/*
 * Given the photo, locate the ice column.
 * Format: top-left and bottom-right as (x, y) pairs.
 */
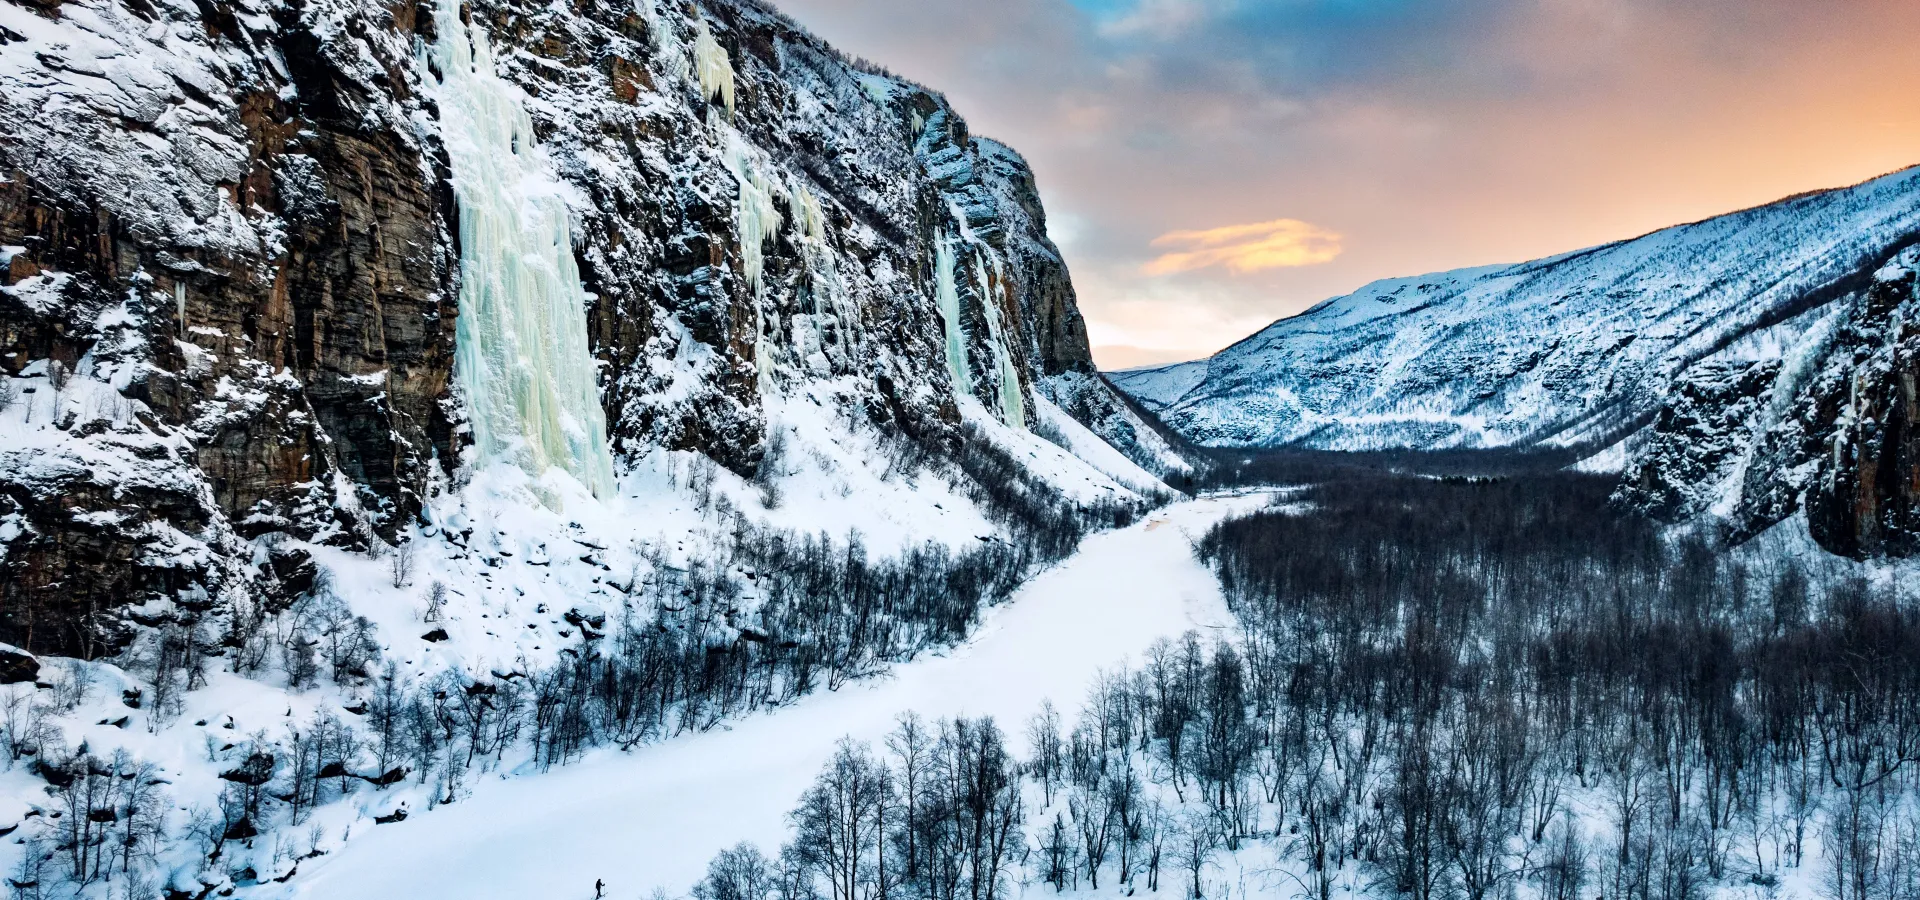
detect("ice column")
(796, 188), (827, 246)
(723, 141), (784, 294)
(425, 0), (617, 499)
(724, 140), (785, 390)
(635, 0), (689, 82)
(934, 235), (973, 398)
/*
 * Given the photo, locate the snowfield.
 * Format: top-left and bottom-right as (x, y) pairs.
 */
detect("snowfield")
(286, 493), (1267, 900)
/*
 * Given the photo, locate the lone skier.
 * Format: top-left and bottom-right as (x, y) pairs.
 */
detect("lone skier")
(595, 879), (605, 899)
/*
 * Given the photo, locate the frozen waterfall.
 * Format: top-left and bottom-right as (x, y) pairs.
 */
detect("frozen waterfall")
(425, 0), (617, 500)
(975, 257), (1028, 431)
(694, 19), (736, 116)
(724, 138), (785, 390)
(935, 234), (1025, 428)
(934, 235), (973, 398)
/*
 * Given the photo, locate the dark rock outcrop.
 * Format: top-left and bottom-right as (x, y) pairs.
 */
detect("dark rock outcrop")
(1616, 248), (1920, 558)
(1804, 259), (1920, 557)
(0, 645), (37, 685)
(0, 0), (458, 655)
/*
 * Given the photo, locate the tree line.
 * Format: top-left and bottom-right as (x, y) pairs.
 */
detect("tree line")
(2, 427), (1141, 899)
(1198, 473), (1920, 900)
(699, 472), (1920, 900)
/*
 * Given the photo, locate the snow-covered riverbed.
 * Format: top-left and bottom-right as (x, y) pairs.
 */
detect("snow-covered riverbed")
(290, 493), (1264, 900)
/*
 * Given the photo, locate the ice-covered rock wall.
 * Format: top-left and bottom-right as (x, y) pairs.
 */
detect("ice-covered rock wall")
(1617, 247), (1920, 557)
(426, 0), (616, 500)
(0, 0), (1181, 654)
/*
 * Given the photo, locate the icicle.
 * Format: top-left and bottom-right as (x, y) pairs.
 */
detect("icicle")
(174, 282), (186, 336)
(792, 185), (838, 310)
(723, 140), (783, 294)
(636, 0), (688, 83)
(424, 0), (616, 501)
(855, 73), (895, 108)
(788, 182), (860, 367)
(693, 19), (735, 116)
(934, 234), (972, 398)
(991, 338), (1025, 430)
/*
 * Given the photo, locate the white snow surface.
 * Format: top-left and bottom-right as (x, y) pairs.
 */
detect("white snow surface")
(286, 493), (1261, 900)
(1113, 166), (1920, 452)
(1031, 394), (1167, 497)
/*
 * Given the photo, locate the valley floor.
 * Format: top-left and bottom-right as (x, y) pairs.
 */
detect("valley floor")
(286, 493), (1269, 900)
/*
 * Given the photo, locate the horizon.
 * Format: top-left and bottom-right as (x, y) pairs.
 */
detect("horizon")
(773, 0), (1920, 369)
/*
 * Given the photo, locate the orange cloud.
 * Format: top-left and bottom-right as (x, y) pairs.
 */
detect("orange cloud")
(1144, 218), (1344, 276)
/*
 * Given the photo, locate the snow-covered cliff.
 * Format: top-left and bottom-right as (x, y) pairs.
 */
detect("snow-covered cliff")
(0, 0), (1202, 892)
(0, 0), (1181, 658)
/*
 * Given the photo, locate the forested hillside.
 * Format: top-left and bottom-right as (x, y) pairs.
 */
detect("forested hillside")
(708, 473), (1920, 900)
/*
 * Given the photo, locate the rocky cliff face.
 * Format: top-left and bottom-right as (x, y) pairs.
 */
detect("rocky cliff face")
(1619, 250), (1920, 558)
(0, 0), (1176, 656)
(1807, 258), (1920, 557)
(1, 0), (459, 656)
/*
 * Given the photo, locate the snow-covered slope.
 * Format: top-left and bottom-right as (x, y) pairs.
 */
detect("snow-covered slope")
(1113, 167), (1920, 452)
(0, 0), (1191, 894)
(288, 493), (1258, 900)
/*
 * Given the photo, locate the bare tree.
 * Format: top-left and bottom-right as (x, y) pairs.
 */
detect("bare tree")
(788, 739), (892, 900)
(424, 581), (448, 623)
(695, 842), (778, 900)
(1171, 811), (1217, 900)
(390, 539), (416, 589)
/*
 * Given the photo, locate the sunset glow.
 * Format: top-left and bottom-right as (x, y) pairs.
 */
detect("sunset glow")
(1144, 219), (1343, 276)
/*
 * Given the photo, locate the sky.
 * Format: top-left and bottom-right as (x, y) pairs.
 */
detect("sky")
(771, 0), (1920, 370)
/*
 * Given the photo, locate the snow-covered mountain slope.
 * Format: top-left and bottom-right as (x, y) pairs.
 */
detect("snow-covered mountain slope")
(0, 0), (1193, 893)
(1113, 167), (1920, 453)
(1112, 167), (1920, 558)
(0, 0), (1183, 658)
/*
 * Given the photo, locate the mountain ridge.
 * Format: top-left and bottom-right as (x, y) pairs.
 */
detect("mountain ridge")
(1112, 164), (1920, 557)
(1114, 165), (1920, 445)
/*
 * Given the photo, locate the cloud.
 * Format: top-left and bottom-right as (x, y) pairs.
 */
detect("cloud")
(1143, 219), (1344, 276)
(1097, 0), (1210, 40)
(1077, 269), (1283, 367)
